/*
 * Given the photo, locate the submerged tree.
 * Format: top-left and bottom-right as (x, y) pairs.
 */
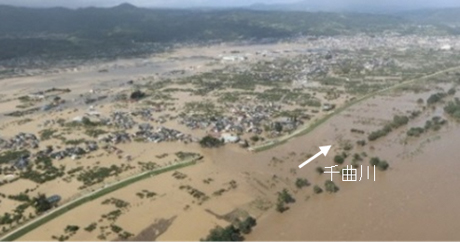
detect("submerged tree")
(239, 216), (257, 234)
(295, 178), (310, 189)
(202, 225), (243, 241)
(324, 180), (339, 193)
(32, 194), (52, 214)
(199, 135), (224, 148)
(313, 185), (323, 194)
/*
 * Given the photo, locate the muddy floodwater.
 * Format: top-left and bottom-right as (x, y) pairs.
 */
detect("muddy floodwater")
(4, 43), (460, 241)
(207, 92), (460, 241)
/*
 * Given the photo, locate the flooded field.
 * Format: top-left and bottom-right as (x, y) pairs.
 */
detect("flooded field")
(1, 39), (460, 241)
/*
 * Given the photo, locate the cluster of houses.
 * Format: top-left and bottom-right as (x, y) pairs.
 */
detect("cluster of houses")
(97, 124), (194, 144)
(178, 103), (305, 137)
(134, 124), (195, 143)
(131, 109), (154, 121)
(0, 133), (40, 150)
(98, 132), (132, 144)
(48, 141), (99, 160)
(107, 112), (137, 129)
(12, 154), (30, 170)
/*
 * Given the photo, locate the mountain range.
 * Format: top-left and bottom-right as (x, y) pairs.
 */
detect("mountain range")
(0, 3), (460, 62)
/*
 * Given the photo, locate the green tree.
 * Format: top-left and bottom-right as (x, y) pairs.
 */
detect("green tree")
(239, 216), (257, 234)
(199, 136), (224, 148)
(275, 201), (288, 213)
(324, 180), (339, 193)
(295, 178), (310, 189)
(333, 155), (345, 164)
(130, 90), (146, 100)
(32, 194), (52, 214)
(202, 225), (243, 241)
(274, 122), (283, 133)
(313, 185), (323, 194)
(377, 161), (389, 171)
(369, 157), (380, 166)
(315, 167), (324, 174)
(278, 189), (295, 204)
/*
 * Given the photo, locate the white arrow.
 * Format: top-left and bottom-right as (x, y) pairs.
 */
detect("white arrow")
(298, 145), (332, 169)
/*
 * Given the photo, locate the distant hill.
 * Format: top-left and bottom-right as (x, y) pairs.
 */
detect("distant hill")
(0, 4), (408, 38)
(248, 0), (417, 14)
(0, 4), (414, 61)
(399, 8), (460, 25)
(247, 1), (460, 26)
(0, 4), (456, 62)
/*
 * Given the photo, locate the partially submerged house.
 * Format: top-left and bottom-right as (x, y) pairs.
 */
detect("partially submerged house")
(46, 195), (61, 205)
(322, 103), (336, 112)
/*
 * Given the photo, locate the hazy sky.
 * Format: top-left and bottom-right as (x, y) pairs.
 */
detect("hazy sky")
(1, 0), (460, 9)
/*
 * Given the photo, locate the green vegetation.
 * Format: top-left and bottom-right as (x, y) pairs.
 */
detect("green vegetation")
(392, 115), (410, 128)
(130, 90), (146, 100)
(8, 193), (30, 203)
(110, 224), (123, 233)
(0, 150), (30, 165)
(202, 225), (243, 241)
(137, 161), (158, 171)
(407, 116), (447, 137)
(84, 223), (97, 232)
(313, 185), (323, 194)
(315, 167), (324, 174)
(250, 135), (260, 142)
(64, 225), (79, 233)
(369, 157), (380, 166)
(179, 185), (209, 203)
(184, 101), (221, 116)
(101, 198), (130, 209)
(202, 215), (256, 241)
(77, 165), (125, 187)
(17, 118), (34, 125)
(84, 129), (107, 138)
(301, 99), (322, 108)
(135, 190), (157, 199)
(295, 178), (310, 189)
(32, 194), (53, 214)
(407, 127), (425, 137)
(238, 216), (257, 234)
(333, 154), (345, 164)
(175, 152), (199, 160)
(427, 92), (447, 105)
(39, 129), (57, 141)
(377, 161), (390, 171)
(324, 180), (339, 193)
(5, 107), (40, 117)
(276, 189), (295, 213)
(369, 157), (390, 171)
(64, 139), (86, 145)
(368, 115), (409, 141)
(199, 136), (224, 148)
(444, 98), (460, 119)
(21, 156), (65, 183)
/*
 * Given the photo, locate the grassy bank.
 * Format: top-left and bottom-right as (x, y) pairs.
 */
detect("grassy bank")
(250, 65), (460, 152)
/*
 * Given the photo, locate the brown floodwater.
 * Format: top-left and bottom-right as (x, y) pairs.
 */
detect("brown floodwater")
(8, 64), (460, 241)
(205, 91), (460, 241)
